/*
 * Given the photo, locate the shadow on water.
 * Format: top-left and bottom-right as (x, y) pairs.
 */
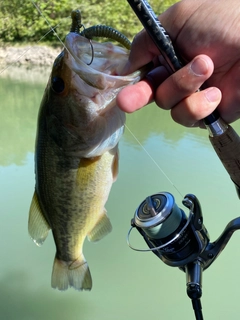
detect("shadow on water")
(0, 271), (92, 320)
(124, 101), (210, 146)
(3, 67), (240, 168)
(0, 72), (209, 167)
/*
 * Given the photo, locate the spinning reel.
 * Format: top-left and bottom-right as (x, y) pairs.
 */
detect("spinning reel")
(128, 192), (240, 319)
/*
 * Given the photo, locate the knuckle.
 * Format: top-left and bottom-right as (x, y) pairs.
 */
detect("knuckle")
(172, 69), (199, 93)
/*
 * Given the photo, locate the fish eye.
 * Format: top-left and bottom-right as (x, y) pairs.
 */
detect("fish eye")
(51, 76), (65, 93)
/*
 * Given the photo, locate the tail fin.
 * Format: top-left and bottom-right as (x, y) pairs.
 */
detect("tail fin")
(51, 254), (92, 291)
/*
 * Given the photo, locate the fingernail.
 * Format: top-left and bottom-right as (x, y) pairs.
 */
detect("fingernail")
(190, 57), (208, 76)
(205, 88), (220, 102)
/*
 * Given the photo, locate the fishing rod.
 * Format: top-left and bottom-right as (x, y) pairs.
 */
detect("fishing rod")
(127, 0), (240, 198)
(126, 0), (240, 319)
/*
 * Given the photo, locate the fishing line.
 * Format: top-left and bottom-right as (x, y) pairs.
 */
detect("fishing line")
(29, 2), (91, 64)
(4, 2), (183, 197)
(124, 124), (184, 198)
(0, 27), (57, 75)
(0, 2), (71, 75)
(30, 1), (67, 48)
(31, 1), (184, 198)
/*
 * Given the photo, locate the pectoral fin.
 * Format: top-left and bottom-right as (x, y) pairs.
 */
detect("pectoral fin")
(87, 210), (112, 242)
(28, 191), (50, 246)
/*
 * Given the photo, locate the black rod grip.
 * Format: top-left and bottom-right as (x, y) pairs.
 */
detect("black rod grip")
(127, 0), (182, 71)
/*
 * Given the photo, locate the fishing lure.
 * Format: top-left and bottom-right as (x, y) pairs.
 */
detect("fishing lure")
(70, 9), (131, 50)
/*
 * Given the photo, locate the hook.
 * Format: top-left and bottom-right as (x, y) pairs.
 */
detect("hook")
(70, 10), (94, 65)
(87, 39), (94, 66)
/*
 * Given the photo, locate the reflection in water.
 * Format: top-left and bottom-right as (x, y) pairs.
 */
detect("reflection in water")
(0, 76), (45, 166)
(125, 102), (207, 146)
(1, 69), (240, 319)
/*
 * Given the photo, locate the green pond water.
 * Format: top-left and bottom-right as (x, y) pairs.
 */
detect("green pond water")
(1, 66), (240, 320)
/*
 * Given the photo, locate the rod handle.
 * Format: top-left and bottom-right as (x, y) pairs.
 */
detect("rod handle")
(209, 124), (240, 191)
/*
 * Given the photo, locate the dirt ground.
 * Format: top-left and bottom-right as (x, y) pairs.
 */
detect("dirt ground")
(0, 44), (62, 83)
(0, 44), (61, 67)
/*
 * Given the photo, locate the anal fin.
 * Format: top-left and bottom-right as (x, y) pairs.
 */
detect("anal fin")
(87, 210), (112, 242)
(28, 191), (50, 246)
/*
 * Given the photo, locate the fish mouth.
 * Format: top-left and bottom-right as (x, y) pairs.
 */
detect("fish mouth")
(64, 32), (146, 90)
(65, 32), (128, 73)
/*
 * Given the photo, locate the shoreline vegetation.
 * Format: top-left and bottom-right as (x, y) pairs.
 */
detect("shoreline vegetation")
(0, 0), (177, 82)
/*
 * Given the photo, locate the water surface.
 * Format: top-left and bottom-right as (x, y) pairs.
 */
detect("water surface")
(1, 67), (240, 320)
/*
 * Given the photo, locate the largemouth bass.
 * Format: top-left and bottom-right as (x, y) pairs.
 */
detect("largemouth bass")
(28, 29), (148, 291)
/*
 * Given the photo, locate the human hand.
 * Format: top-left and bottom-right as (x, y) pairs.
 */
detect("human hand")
(117, 0), (240, 127)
